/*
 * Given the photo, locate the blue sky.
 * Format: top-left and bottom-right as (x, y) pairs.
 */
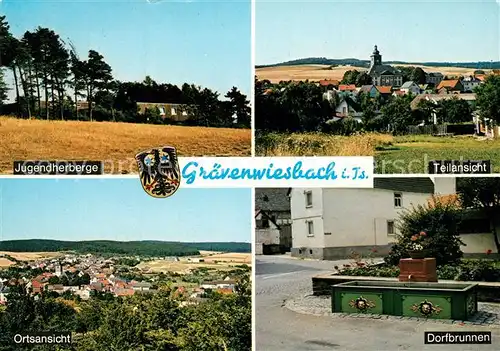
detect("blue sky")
(256, 0), (500, 65)
(1, 0), (251, 98)
(0, 179), (251, 243)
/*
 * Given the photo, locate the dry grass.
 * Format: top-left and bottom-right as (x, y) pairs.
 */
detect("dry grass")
(0, 251), (65, 261)
(256, 64), (485, 83)
(0, 116), (251, 174)
(0, 258), (15, 267)
(202, 252), (251, 264)
(256, 132), (394, 156)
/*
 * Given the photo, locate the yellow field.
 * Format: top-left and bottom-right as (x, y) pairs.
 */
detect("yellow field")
(0, 116), (251, 174)
(0, 251), (65, 261)
(201, 252), (251, 264)
(0, 258), (15, 267)
(256, 64), (483, 83)
(138, 252), (251, 274)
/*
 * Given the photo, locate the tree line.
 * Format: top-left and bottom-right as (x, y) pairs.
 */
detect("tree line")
(0, 15), (250, 128)
(0, 239), (251, 256)
(255, 75), (500, 136)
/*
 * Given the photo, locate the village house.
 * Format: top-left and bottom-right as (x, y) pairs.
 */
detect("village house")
(399, 81), (421, 95)
(338, 84), (357, 93)
(410, 93), (476, 124)
(461, 76), (482, 92)
(318, 79), (340, 89)
(358, 85), (379, 98)
(334, 97), (362, 120)
(425, 72), (444, 85)
(437, 79), (464, 94)
(136, 102), (191, 122)
(289, 178), (498, 260)
(367, 45), (403, 87)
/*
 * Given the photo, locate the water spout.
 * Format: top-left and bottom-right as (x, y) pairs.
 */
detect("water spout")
(408, 274), (413, 287)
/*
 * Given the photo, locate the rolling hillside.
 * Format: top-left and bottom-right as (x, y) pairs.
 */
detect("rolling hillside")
(0, 239), (251, 256)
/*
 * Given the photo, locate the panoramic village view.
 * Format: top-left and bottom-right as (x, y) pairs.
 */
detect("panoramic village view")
(255, 178), (500, 350)
(255, 1), (500, 173)
(0, 179), (252, 350)
(0, 1), (252, 173)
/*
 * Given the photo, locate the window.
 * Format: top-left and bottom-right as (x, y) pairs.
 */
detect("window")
(394, 193), (402, 208)
(387, 220), (395, 235)
(305, 191), (313, 207)
(171, 107), (177, 115)
(307, 220), (314, 236)
(261, 218), (270, 229)
(342, 107), (347, 114)
(324, 232), (332, 236)
(158, 107), (165, 116)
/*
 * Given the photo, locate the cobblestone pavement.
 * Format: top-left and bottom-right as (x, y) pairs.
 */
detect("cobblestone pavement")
(286, 295), (500, 326)
(256, 255), (500, 350)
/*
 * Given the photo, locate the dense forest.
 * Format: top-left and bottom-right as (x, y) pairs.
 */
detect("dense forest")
(256, 57), (500, 70)
(0, 240), (251, 256)
(0, 15), (251, 128)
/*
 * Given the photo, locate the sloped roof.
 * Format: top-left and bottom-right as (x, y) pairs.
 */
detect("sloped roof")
(255, 188), (290, 211)
(401, 81), (417, 89)
(437, 80), (460, 90)
(319, 79), (340, 87)
(374, 178), (434, 194)
(359, 85), (376, 93)
(376, 86), (392, 94)
(338, 84), (357, 91)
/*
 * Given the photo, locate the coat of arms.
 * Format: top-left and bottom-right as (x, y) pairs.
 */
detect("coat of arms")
(135, 146), (181, 198)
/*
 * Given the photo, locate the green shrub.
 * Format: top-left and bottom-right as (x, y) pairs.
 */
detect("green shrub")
(385, 196), (464, 266)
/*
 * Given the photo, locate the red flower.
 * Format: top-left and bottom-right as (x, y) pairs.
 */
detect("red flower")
(411, 235), (418, 241)
(420, 231), (427, 236)
(371, 248), (378, 253)
(486, 249), (493, 255)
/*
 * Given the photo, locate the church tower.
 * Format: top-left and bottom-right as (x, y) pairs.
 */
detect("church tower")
(370, 45), (382, 68)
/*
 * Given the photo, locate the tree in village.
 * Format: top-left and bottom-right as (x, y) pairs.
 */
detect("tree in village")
(341, 69), (360, 85)
(380, 95), (417, 134)
(436, 97), (472, 124)
(355, 72), (372, 87)
(410, 67), (427, 84)
(457, 178), (500, 254)
(475, 75), (500, 126)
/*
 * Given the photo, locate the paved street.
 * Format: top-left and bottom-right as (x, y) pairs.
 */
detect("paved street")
(255, 255), (500, 351)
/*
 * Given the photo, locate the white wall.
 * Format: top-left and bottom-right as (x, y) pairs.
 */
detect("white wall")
(290, 188), (324, 248)
(322, 188), (430, 248)
(459, 233), (499, 254)
(432, 177), (456, 195)
(291, 188), (431, 249)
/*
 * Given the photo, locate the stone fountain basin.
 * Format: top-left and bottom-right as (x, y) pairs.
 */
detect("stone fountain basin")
(332, 281), (478, 320)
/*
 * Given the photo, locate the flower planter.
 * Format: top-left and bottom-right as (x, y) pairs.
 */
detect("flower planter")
(408, 250), (426, 259)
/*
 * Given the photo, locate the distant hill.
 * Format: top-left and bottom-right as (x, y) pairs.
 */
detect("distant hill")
(0, 239), (251, 257)
(256, 57), (500, 70)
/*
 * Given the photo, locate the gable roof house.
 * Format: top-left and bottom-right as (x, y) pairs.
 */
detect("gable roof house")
(136, 102), (191, 122)
(358, 85), (379, 98)
(367, 46), (403, 87)
(425, 72), (444, 85)
(289, 178), (454, 260)
(334, 97), (362, 121)
(400, 81), (421, 95)
(318, 79), (340, 89)
(461, 76), (482, 93)
(436, 80), (464, 94)
(338, 84), (357, 93)
(410, 93), (476, 124)
(255, 188), (292, 255)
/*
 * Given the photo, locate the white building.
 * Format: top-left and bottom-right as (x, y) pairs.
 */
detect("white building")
(400, 81), (421, 95)
(461, 76), (482, 92)
(289, 178), (497, 260)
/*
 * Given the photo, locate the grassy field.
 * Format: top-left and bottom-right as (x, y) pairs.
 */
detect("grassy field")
(256, 133), (500, 174)
(0, 251), (65, 261)
(138, 252), (251, 274)
(0, 116), (251, 174)
(256, 64), (484, 83)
